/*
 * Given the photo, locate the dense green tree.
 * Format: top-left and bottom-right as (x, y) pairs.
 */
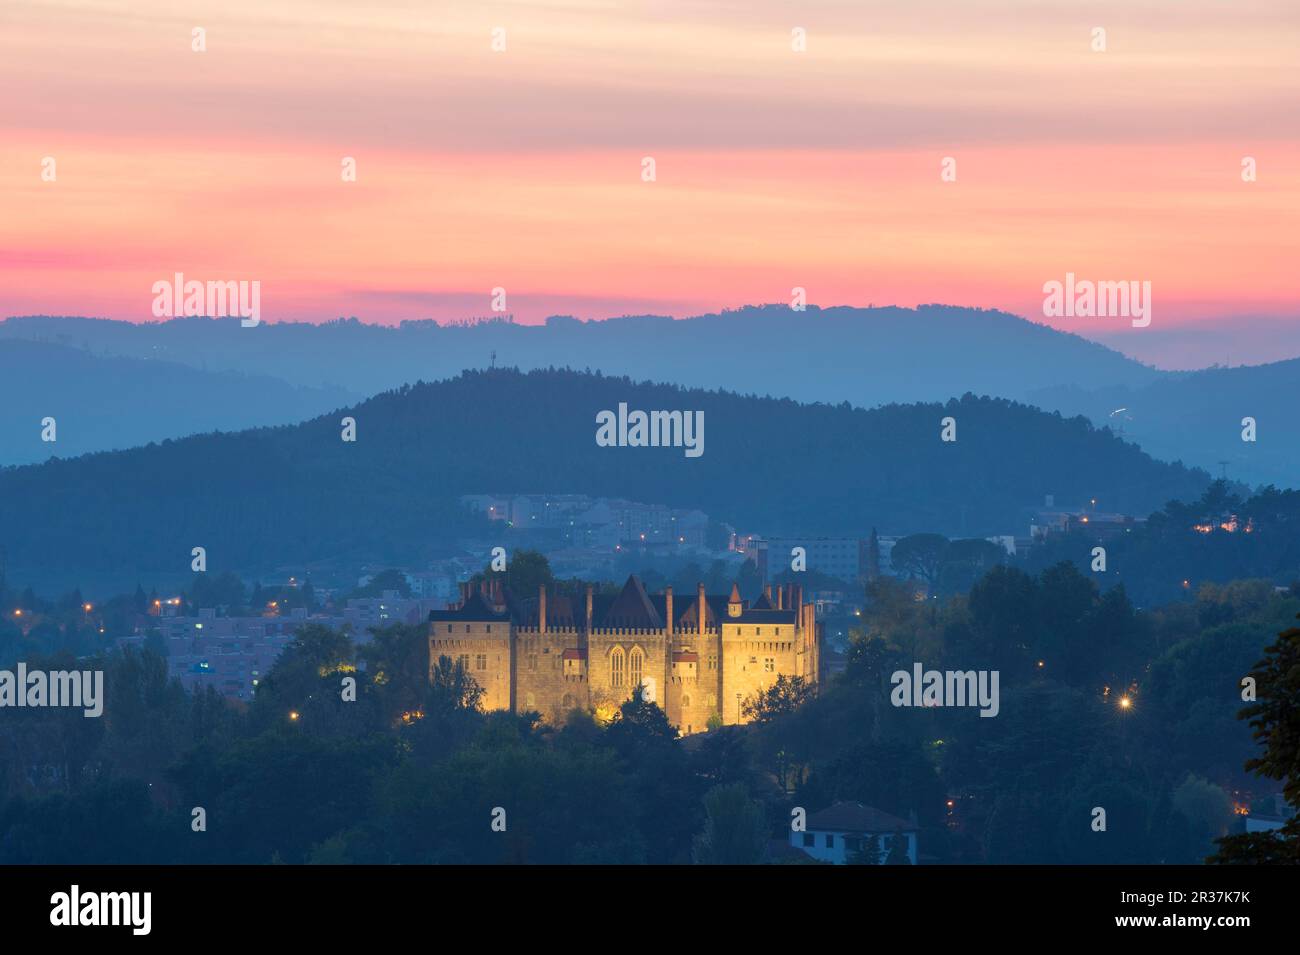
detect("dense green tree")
(891, 534), (950, 590)
(1211, 613), (1300, 863)
(352, 568), (412, 599)
(846, 834), (881, 865)
(884, 830), (912, 865)
(186, 571), (248, 612)
(692, 783), (768, 865)
(358, 623), (429, 726)
(479, 550), (552, 600)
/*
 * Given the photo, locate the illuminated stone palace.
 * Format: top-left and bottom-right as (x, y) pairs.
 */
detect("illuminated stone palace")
(428, 576), (820, 734)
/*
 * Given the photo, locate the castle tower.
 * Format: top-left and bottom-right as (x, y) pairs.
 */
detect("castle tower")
(727, 582), (742, 618)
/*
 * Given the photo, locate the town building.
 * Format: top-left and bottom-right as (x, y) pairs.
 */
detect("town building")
(752, 536), (868, 585)
(791, 802), (919, 864)
(117, 607), (353, 702)
(116, 589), (442, 702)
(1030, 508), (1143, 540)
(344, 591), (444, 628)
(460, 493), (714, 550)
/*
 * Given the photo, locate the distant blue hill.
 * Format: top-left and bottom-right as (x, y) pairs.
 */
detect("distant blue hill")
(2, 306), (1292, 485)
(1, 304), (1158, 405)
(1027, 357), (1298, 489)
(0, 340), (356, 466)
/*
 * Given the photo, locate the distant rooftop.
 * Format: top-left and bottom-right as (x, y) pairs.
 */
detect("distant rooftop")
(807, 802), (915, 834)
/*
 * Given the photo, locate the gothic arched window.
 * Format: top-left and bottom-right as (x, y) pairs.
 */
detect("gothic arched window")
(610, 646), (626, 688)
(629, 647), (644, 689)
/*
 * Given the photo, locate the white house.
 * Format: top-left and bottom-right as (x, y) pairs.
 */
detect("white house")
(791, 802), (918, 865)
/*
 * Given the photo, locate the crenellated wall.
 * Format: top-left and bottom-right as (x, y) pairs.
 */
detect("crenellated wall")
(428, 581), (818, 734)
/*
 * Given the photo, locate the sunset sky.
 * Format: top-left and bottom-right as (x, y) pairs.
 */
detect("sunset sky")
(2, 0), (1297, 367)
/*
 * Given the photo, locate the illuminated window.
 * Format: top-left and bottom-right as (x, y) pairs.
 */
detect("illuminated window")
(475, 654), (487, 670)
(629, 647), (644, 688)
(611, 646), (626, 688)
(765, 658), (775, 672)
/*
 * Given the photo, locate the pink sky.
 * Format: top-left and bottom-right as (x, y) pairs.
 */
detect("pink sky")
(2, 0), (1298, 367)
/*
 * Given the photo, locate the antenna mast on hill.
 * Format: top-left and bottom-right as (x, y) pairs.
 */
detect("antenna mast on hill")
(490, 350), (496, 369)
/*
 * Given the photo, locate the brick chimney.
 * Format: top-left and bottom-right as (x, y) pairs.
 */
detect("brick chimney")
(539, 584), (547, 632)
(697, 582), (706, 635)
(763, 584), (773, 604)
(585, 584), (593, 632)
(665, 585), (674, 638)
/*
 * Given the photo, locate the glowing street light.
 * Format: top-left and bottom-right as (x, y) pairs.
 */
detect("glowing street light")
(1118, 695), (1132, 710)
